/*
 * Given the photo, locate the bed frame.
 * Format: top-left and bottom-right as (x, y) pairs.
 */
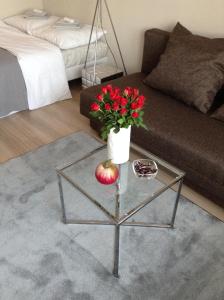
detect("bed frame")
(65, 57), (108, 81)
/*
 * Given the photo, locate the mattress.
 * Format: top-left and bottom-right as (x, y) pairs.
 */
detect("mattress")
(62, 41), (108, 69)
(65, 57), (108, 81)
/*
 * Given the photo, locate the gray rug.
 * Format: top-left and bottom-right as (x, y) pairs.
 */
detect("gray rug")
(0, 131), (223, 300)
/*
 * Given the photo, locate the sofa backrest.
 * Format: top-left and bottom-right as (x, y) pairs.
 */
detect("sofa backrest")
(141, 29), (169, 74)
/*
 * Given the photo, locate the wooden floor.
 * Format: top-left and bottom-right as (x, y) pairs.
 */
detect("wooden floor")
(0, 80), (94, 163)
(0, 80), (224, 222)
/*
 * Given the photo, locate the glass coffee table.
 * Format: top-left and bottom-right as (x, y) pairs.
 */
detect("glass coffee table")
(56, 142), (185, 278)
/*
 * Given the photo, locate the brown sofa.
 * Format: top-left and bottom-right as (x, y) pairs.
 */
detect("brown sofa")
(80, 29), (224, 208)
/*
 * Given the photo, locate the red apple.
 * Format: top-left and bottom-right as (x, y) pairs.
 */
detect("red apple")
(95, 160), (119, 185)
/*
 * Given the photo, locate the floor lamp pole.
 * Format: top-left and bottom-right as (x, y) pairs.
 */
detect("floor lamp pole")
(104, 0), (127, 76)
(84, 0), (128, 76)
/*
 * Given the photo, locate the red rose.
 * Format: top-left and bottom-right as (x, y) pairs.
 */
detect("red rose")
(120, 97), (128, 106)
(105, 103), (111, 111)
(136, 101), (144, 109)
(132, 112), (139, 118)
(131, 102), (138, 110)
(106, 84), (113, 92)
(97, 94), (104, 102)
(110, 91), (116, 100)
(115, 95), (122, 101)
(110, 91), (120, 101)
(114, 87), (120, 94)
(112, 102), (119, 111)
(137, 95), (145, 107)
(110, 87), (121, 101)
(120, 108), (127, 116)
(133, 88), (139, 99)
(90, 102), (100, 111)
(102, 87), (108, 94)
(124, 87), (133, 97)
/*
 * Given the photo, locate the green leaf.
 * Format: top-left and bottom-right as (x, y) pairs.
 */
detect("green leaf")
(101, 131), (108, 141)
(140, 123), (149, 130)
(118, 118), (124, 125)
(113, 127), (120, 134)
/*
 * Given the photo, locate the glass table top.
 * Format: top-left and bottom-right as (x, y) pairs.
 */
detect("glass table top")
(57, 144), (185, 223)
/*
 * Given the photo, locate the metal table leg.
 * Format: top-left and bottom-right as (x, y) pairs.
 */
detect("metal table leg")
(113, 224), (120, 278)
(113, 179), (121, 277)
(57, 174), (67, 224)
(57, 172), (183, 278)
(170, 179), (183, 228)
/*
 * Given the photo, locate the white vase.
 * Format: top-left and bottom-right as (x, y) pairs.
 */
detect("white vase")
(107, 126), (131, 164)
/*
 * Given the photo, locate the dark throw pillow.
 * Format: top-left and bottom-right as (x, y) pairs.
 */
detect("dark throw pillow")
(211, 105), (224, 122)
(145, 22), (224, 113)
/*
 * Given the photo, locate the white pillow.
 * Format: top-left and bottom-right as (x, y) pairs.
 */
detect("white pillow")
(0, 19), (10, 28)
(0, 19), (21, 32)
(24, 9), (48, 18)
(32, 24), (106, 49)
(4, 15), (59, 34)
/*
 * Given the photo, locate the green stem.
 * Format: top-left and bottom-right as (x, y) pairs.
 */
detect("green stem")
(103, 160), (112, 168)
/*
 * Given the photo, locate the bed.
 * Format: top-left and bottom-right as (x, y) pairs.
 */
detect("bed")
(0, 13), (108, 117)
(0, 47), (27, 118)
(62, 41), (108, 81)
(4, 13), (108, 81)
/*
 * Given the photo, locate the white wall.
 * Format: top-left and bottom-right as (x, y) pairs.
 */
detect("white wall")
(44, 0), (93, 23)
(44, 0), (224, 73)
(0, 0), (43, 18)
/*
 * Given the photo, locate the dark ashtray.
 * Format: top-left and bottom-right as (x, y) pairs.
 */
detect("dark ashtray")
(132, 159), (158, 179)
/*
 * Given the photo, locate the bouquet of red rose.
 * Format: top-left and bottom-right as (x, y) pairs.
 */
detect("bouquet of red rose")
(89, 84), (147, 140)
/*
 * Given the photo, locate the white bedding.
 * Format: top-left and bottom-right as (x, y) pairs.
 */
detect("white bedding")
(62, 40), (108, 68)
(31, 24), (106, 50)
(4, 15), (59, 34)
(0, 23), (71, 110)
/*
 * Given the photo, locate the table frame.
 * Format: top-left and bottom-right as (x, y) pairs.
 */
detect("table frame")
(56, 144), (185, 278)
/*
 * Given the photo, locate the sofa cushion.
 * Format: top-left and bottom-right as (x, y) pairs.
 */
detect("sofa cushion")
(80, 73), (224, 200)
(145, 22), (224, 113)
